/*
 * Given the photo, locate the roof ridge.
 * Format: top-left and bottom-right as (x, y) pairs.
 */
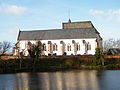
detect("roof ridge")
(62, 21), (91, 24)
(20, 27), (95, 32)
(20, 29), (61, 32)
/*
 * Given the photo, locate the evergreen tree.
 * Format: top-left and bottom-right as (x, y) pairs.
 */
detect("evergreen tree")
(94, 48), (101, 60)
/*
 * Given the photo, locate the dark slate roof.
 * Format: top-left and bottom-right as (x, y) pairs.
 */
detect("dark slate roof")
(18, 27), (101, 40)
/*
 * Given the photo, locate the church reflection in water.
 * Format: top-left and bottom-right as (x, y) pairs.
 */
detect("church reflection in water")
(14, 70), (100, 90)
(1, 70), (120, 90)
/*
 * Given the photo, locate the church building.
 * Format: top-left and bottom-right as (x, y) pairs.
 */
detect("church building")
(14, 20), (102, 56)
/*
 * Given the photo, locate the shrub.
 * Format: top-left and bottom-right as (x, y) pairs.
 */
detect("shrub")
(64, 59), (73, 68)
(94, 48), (101, 60)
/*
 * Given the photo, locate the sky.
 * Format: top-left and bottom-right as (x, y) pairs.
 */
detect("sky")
(0, 0), (120, 43)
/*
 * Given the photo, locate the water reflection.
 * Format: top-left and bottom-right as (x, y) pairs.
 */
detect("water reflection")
(16, 73), (29, 90)
(0, 70), (120, 90)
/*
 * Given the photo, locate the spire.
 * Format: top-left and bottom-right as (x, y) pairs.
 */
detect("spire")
(68, 18), (71, 23)
(68, 9), (71, 23)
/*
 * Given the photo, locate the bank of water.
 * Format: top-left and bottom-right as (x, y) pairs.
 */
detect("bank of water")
(1, 56), (120, 73)
(0, 70), (120, 90)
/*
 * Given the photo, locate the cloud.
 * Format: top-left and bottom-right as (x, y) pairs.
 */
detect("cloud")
(90, 10), (104, 15)
(0, 29), (19, 42)
(0, 3), (27, 15)
(90, 9), (120, 39)
(90, 9), (120, 22)
(8, 29), (19, 35)
(90, 9), (120, 16)
(112, 9), (120, 15)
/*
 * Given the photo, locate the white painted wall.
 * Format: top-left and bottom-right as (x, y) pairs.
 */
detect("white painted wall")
(18, 38), (97, 56)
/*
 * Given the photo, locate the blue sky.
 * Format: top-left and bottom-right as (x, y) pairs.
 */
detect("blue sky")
(0, 0), (120, 43)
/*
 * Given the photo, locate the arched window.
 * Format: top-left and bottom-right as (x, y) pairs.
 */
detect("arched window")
(70, 45), (71, 51)
(83, 40), (86, 44)
(87, 42), (91, 50)
(28, 41), (32, 46)
(67, 44), (71, 51)
(36, 41), (42, 46)
(48, 41), (51, 51)
(53, 43), (57, 51)
(77, 44), (80, 51)
(27, 41), (32, 49)
(72, 40), (75, 44)
(43, 43), (46, 51)
(67, 45), (69, 51)
(60, 41), (63, 44)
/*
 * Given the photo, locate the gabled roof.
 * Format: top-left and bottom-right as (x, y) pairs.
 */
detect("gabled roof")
(18, 27), (101, 40)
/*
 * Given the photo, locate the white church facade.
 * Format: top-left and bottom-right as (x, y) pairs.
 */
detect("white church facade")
(14, 20), (102, 56)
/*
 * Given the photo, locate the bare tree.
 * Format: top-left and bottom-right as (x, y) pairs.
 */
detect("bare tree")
(27, 41), (42, 71)
(27, 41), (42, 59)
(0, 41), (11, 56)
(103, 38), (120, 51)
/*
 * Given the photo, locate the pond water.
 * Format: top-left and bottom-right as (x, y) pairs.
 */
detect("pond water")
(0, 70), (120, 90)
